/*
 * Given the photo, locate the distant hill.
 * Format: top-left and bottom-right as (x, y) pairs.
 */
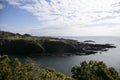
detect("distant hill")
(0, 31), (32, 38)
(0, 31), (116, 56)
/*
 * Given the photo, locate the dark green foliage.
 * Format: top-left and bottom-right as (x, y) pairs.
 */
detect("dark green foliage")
(71, 60), (120, 80)
(1, 55), (120, 80)
(0, 55), (74, 80)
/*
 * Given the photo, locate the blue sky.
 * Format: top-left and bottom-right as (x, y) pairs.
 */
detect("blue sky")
(0, 0), (120, 36)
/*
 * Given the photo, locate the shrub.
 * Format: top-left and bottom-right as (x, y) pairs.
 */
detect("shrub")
(0, 55), (74, 80)
(71, 60), (120, 80)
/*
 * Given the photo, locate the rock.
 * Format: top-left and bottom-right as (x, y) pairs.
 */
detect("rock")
(84, 40), (95, 43)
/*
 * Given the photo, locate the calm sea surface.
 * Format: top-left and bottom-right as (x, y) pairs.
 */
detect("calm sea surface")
(11, 36), (120, 75)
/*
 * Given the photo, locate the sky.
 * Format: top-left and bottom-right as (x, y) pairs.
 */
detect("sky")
(0, 0), (120, 36)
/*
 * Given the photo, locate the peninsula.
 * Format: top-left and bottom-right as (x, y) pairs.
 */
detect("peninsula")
(0, 31), (116, 56)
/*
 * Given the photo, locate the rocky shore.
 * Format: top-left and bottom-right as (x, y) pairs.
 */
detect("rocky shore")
(0, 31), (116, 56)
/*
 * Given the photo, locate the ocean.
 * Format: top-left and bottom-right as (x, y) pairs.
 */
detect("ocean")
(10, 36), (120, 75)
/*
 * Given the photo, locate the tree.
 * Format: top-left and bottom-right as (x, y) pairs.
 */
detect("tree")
(0, 55), (74, 80)
(71, 60), (120, 80)
(0, 55), (12, 80)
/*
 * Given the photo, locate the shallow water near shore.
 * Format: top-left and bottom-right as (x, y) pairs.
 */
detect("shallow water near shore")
(10, 36), (120, 75)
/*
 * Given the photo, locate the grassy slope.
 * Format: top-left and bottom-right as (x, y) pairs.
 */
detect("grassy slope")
(0, 31), (75, 43)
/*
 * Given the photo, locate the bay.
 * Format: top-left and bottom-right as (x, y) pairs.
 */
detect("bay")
(10, 36), (120, 76)
(32, 36), (120, 75)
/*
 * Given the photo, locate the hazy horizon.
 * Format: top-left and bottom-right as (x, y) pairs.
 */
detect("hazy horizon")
(0, 0), (120, 36)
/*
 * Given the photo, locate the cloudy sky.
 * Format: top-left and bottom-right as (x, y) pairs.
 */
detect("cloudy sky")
(0, 0), (120, 36)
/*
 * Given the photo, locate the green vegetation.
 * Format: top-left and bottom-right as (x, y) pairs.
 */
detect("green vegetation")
(71, 61), (120, 80)
(0, 55), (74, 80)
(0, 31), (71, 43)
(0, 55), (120, 80)
(0, 31), (119, 80)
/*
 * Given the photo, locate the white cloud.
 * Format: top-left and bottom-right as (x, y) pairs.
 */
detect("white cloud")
(0, 24), (34, 34)
(0, 3), (4, 9)
(29, 24), (120, 36)
(5, 0), (120, 36)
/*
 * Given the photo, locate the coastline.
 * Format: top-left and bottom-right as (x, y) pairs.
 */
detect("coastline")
(0, 31), (116, 56)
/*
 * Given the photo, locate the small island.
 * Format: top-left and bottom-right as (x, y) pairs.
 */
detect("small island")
(0, 31), (116, 56)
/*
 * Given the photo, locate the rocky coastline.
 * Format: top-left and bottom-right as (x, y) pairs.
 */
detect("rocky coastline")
(0, 31), (116, 56)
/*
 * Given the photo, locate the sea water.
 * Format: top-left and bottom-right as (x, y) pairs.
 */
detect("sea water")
(32, 36), (120, 75)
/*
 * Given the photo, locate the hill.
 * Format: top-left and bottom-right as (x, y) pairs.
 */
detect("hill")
(0, 31), (116, 56)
